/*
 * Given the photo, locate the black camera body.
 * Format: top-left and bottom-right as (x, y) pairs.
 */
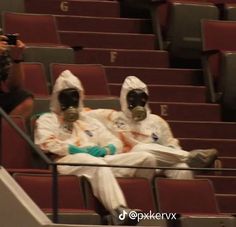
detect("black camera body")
(6, 34), (18, 45)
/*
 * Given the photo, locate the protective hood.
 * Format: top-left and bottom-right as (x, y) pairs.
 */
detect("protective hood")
(50, 70), (84, 114)
(120, 76), (150, 119)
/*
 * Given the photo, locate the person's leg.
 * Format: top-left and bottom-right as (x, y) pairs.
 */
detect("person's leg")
(57, 153), (127, 213)
(10, 97), (34, 118)
(104, 152), (156, 180)
(164, 163), (194, 179)
(130, 143), (218, 168)
(0, 89), (33, 118)
(130, 143), (189, 165)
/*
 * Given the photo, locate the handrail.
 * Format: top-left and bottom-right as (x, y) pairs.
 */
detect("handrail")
(1, 107), (236, 223)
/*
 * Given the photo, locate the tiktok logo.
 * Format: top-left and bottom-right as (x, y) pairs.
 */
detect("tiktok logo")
(118, 210), (128, 220)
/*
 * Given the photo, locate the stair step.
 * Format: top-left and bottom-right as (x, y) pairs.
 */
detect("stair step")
(109, 84), (207, 103)
(218, 157), (236, 168)
(25, 0), (120, 17)
(105, 66), (203, 85)
(180, 138), (236, 157)
(196, 175), (236, 194)
(215, 194), (236, 214)
(56, 15), (152, 34)
(75, 48), (169, 67)
(169, 121), (236, 139)
(59, 31), (156, 50)
(149, 102), (220, 121)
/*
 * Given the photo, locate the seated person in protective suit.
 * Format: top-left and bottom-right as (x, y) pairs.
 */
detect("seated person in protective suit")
(87, 76), (218, 179)
(0, 35), (33, 118)
(34, 70), (156, 225)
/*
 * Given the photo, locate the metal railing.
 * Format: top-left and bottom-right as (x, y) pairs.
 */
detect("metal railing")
(1, 107), (236, 223)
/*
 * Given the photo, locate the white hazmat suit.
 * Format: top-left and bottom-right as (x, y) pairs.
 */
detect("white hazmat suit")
(34, 71), (156, 215)
(87, 76), (196, 179)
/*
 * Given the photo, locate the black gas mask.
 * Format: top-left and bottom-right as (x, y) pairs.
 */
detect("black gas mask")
(58, 88), (80, 123)
(126, 89), (148, 122)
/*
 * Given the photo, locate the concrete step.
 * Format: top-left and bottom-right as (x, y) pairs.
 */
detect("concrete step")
(75, 48), (169, 67)
(196, 175), (236, 194)
(149, 102), (220, 121)
(56, 15), (152, 34)
(105, 66), (203, 85)
(180, 138), (236, 157)
(109, 84), (207, 103)
(59, 31), (156, 50)
(25, 0), (120, 17)
(169, 121), (236, 139)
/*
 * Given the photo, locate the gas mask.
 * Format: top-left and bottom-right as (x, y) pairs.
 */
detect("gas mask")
(126, 89), (148, 122)
(58, 88), (80, 125)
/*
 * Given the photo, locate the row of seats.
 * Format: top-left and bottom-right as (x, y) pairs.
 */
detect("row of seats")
(10, 172), (236, 225)
(20, 62), (223, 122)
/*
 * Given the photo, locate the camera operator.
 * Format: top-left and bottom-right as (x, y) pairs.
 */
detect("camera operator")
(0, 35), (33, 118)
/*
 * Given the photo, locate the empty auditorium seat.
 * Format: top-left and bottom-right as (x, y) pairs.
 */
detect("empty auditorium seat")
(224, 3), (236, 20)
(22, 46), (75, 92)
(165, 1), (219, 67)
(217, 52), (236, 121)
(0, 0), (25, 26)
(20, 62), (49, 97)
(2, 12), (60, 45)
(1, 115), (50, 174)
(50, 63), (110, 96)
(117, 177), (156, 213)
(13, 173), (101, 224)
(154, 178), (235, 227)
(1, 116), (33, 170)
(155, 178), (219, 214)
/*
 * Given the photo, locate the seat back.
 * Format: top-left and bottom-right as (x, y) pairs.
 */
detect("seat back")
(219, 51), (236, 121)
(21, 62), (49, 97)
(50, 63), (110, 96)
(2, 11), (60, 45)
(155, 178), (220, 214)
(117, 177), (156, 213)
(1, 116), (33, 169)
(0, 0), (25, 26)
(202, 19), (236, 52)
(224, 4), (236, 21)
(13, 174), (86, 210)
(84, 177), (156, 215)
(23, 46), (75, 91)
(166, 2), (219, 60)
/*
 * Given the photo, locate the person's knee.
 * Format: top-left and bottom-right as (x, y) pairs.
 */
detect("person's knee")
(10, 97), (34, 118)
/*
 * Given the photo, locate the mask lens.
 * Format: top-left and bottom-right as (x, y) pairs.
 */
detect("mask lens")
(127, 89), (148, 110)
(58, 88), (80, 111)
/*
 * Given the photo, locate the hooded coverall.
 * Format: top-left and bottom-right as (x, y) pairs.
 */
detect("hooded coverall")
(87, 76), (194, 179)
(34, 71), (156, 213)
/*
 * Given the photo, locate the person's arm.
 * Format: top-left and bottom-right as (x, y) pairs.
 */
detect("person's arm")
(155, 115), (182, 149)
(34, 113), (72, 156)
(5, 39), (25, 90)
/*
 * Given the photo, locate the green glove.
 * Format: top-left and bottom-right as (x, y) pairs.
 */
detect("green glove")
(68, 145), (88, 155)
(86, 146), (107, 157)
(104, 144), (117, 155)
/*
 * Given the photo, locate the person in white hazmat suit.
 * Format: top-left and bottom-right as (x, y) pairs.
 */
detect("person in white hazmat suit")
(87, 76), (218, 179)
(34, 71), (156, 225)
